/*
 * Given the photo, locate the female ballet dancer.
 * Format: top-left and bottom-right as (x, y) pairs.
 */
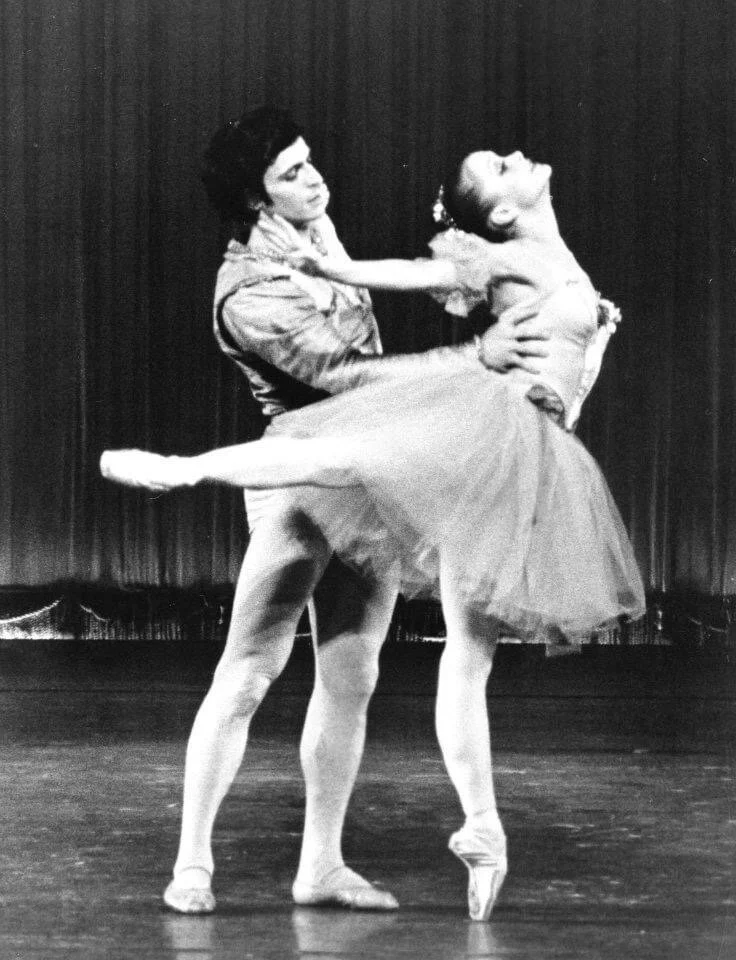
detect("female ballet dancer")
(101, 148), (646, 921)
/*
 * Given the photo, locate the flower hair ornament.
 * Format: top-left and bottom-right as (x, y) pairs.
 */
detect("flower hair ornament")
(596, 296), (622, 333)
(432, 185), (458, 230)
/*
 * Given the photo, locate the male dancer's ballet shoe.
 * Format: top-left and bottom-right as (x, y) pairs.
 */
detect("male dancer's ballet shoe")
(292, 867), (399, 911)
(448, 824), (508, 922)
(163, 876), (216, 915)
(100, 450), (195, 491)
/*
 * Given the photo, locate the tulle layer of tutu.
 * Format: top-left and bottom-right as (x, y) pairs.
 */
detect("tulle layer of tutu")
(267, 367), (646, 641)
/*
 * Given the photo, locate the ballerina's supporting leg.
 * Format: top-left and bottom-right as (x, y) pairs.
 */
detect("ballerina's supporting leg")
(100, 437), (361, 491)
(436, 560), (507, 921)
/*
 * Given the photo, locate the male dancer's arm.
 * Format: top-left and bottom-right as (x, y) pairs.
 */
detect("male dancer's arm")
(219, 279), (548, 398)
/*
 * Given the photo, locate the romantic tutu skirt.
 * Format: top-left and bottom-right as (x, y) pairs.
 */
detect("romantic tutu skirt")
(266, 366), (646, 641)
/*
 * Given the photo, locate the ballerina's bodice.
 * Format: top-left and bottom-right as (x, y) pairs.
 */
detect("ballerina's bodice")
(498, 278), (599, 415)
(429, 229), (600, 416)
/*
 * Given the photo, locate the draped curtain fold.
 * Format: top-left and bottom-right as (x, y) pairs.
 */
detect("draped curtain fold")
(1, 0), (735, 591)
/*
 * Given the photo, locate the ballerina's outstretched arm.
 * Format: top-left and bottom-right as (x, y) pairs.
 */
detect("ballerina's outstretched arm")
(100, 436), (360, 493)
(260, 213), (458, 293)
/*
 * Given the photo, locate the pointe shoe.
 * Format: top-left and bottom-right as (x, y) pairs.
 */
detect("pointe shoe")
(448, 824), (507, 922)
(163, 873), (216, 915)
(292, 867), (399, 911)
(100, 450), (195, 491)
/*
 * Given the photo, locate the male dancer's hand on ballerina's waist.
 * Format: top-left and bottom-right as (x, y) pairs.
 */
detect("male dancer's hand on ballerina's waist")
(477, 304), (551, 375)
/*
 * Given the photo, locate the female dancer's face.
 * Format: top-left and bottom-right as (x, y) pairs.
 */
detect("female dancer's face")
(262, 137), (330, 229)
(461, 150), (551, 217)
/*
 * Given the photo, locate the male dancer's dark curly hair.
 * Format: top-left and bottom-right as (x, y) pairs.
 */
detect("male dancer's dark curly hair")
(201, 106), (304, 240)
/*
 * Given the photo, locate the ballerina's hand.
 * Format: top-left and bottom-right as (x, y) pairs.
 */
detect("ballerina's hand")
(259, 212), (325, 274)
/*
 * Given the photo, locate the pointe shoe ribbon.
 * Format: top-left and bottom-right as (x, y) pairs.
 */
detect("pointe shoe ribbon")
(448, 824), (508, 922)
(163, 877), (216, 915)
(292, 867), (399, 911)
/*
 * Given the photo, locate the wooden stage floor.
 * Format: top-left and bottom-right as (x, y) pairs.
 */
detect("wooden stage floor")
(0, 640), (734, 959)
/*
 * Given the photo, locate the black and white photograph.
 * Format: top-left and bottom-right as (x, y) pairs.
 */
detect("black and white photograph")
(1, 1), (734, 957)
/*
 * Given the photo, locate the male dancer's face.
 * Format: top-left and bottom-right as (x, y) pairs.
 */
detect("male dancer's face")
(262, 137), (330, 230)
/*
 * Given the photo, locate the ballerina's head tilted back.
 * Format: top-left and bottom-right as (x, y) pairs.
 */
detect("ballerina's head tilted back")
(440, 150), (555, 243)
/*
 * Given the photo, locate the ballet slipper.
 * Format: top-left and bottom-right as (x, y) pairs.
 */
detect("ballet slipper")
(448, 823), (507, 922)
(292, 866), (399, 911)
(100, 450), (197, 491)
(163, 870), (216, 915)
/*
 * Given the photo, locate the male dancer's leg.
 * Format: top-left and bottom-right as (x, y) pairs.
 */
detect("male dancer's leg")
(164, 499), (332, 913)
(293, 554), (400, 909)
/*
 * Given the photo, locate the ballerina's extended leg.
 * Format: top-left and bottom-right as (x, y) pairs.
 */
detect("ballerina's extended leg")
(100, 438), (358, 492)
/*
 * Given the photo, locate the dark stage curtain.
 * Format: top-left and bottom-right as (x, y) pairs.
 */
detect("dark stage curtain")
(1, 0), (735, 594)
